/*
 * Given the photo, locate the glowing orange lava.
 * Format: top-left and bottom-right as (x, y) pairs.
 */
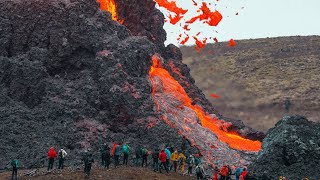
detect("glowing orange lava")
(149, 55), (261, 152)
(97, 0), (124, 24)
(154, 0), (188, 25)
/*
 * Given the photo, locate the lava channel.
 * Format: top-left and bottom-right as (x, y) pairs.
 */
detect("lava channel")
(149, 55), (261, 152)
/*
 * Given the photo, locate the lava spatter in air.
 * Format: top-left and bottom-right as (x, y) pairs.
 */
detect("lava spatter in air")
(97, 0), (124, 23)
(149, 55), (261, 152)
(155, 0), (229, 48)
(154, 0), (188, 25)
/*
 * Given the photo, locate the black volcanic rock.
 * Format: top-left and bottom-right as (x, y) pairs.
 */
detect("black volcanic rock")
(251, 115), (320, 179)
(0, 0), (263, 170)
(0, 0), (198, 169)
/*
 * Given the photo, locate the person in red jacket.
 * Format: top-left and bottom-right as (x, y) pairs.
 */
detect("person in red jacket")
(159, 150), (168, 173)
(47, 147), (57, 171)
(241, 168), (247, 179)
(220, 165), (229, 180)
(212, 166), (219, 180)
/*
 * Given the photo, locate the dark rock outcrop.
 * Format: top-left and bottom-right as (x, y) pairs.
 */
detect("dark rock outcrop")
(251, 115), (320, 179)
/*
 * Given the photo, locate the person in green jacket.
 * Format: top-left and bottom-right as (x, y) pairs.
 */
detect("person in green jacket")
(122, 143), (130, 166)
(114, 143), (121, 168)
(11, 159), (19, 180)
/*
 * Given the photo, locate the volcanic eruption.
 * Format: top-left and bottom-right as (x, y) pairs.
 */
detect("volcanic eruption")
(0, 0), (265, 171)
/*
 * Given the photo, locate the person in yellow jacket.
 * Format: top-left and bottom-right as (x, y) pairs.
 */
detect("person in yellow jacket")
(170, 149), (179, 172)
(178, 152), (186, 174)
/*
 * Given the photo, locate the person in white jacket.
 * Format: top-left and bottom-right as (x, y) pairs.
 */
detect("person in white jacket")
(58, 148), (68, 169)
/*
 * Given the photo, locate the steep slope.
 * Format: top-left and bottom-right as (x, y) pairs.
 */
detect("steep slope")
(181, 36), (320, 131)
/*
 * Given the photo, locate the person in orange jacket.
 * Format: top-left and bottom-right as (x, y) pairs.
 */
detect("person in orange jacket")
(47, 147), (57, 171)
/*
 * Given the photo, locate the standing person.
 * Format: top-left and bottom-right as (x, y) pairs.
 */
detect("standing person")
(58, 148), (67, 169)
(47, 147), (57, 171)
(152, 148), (160, 172)
(212, 166), (219, 180)
(195, 163), (205, 180)
(141, 146), (149, 167)
(122, 143), (130, 166)
(170, 149), (179, 172)
(220, 165), (229, 180)
(11, 159), (19, 180)
(235, 166), (243, 180)
(187, 155), (195, 176)
(164, 147), (171, 171)
(83, 151), (94, 177)
(178, 151), (186, 174)
(227, 165), (232, 180)
(135, 146), (142, 167)
(194, 154), (201, 166)
(101, 145), (110, 169)
(114, 143), (121, 168)
(159, 149), (168, 173)
(241, 168), (247, 179)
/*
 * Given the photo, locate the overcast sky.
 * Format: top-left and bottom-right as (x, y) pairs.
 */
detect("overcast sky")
(156, 0), (320, 46)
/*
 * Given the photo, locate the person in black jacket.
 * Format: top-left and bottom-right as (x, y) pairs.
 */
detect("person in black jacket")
(101, 145), (110, 169)
(83, 151), (94, 177)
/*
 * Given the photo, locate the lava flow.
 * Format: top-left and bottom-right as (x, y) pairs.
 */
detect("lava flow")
(149, 55), (261, 152)
(97, 0), (124, 23)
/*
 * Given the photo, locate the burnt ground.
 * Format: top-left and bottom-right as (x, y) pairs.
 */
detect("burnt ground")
(0, 166), (196, 180)
(181, 36), (320, 131)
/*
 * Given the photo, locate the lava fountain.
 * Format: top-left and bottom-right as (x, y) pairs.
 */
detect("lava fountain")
(97, 0), (124, 23)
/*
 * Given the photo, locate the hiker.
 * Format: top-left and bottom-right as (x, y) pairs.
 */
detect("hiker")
(194, 154), (201, 166)
(152, 148), (160, 172)
(212, 166), (219, 180)
(101, 145), (110, 169)
(83, 151), (94, 177)
(11, 159), (19, 180)
(284, 98), (291, 111)
(135, 146), (142, 167)
(235, 166), (243, 180)
(165, 147), (171, 171)
(241, 168), (247, 179)
(178, 151), (186, 174)
(122, 143), (130, 166)
(239, 174), (244, 180)
(159, 149), (168, 173)
(170, 149), (179, 172)
(187, 155), (195, 175)
(195, 163), (205, 180)
(220, 165), (229, 180)
(111, 142), (120, 168)
(58, 148), (67, 169)
(47, 147), (57, 171)
(227, 165), (232, 180)
(141, 146), (149, 167)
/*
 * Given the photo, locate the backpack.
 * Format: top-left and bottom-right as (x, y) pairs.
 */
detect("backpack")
(123, 145), (129, 155)
(152, 150), (159, 159)
(195, 165), (203, 175)
(11, 160), (17, 168)
(58, 150), (63, 158)
(142, 148), (148, 156)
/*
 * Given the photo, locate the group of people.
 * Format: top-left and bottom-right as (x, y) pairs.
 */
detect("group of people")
(8, 142), (311, 180)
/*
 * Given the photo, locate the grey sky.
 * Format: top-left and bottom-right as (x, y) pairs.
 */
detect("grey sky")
(156, 0), (320, 46)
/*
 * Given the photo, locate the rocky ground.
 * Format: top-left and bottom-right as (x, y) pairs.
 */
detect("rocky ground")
(0, 166), (195, 180)
(181, 36), (320, 131)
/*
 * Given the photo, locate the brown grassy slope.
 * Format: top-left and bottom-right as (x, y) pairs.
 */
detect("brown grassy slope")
(0, 167), (195, 180)
(180, 36), (320, 131)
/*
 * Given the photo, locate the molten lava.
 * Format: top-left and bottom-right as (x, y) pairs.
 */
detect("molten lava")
(149, 55), (261, 152)
(97, 0), (124, 23)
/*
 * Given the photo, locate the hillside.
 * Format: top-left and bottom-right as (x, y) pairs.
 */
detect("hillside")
(180, 36), (320, 131)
